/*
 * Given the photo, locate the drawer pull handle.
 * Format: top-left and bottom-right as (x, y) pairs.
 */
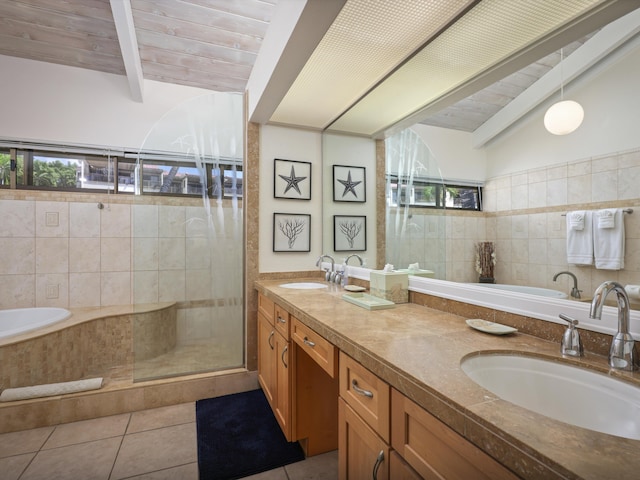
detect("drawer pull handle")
(268, 331), (275, 350)
(277, 316), (286, 324)
(281, 345), (288, 368)
(303, 336), (316, 348)
(372, 450), (384, 480)
(352, 379), (373, 398)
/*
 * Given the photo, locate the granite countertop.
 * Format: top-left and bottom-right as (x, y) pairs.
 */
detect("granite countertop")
(255, 279), (640, 480)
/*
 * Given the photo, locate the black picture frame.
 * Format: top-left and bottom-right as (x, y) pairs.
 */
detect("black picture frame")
(334, 215), (366, 252)
(333, 165), (366, 202)
(274, 158), (312, 200)
(273, 213), (311, 252)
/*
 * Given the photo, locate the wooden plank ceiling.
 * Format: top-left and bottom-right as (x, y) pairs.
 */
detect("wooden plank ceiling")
(0, 0), (277, 93)
(0, 0), (592, 133)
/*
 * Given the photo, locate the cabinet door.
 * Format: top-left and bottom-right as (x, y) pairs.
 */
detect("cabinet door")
(389, 451), (422, 480)
(391, 389), (519, 480)
(274, 330), (293, 441)
(257, 311), (276, 406)
(339, 398), (389, 480)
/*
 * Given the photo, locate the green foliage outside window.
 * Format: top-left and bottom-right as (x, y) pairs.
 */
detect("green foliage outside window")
(0, 153), (24, 186)
(33, 159), (77, 187)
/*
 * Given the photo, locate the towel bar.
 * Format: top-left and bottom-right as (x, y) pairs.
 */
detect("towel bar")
(562, 208), (633, 216)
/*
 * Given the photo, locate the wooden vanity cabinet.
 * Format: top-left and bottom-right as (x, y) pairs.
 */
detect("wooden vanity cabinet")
(257, 293), (338, 456)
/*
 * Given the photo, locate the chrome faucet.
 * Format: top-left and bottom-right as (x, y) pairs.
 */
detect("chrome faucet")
(559, 313), (583, 357)
(553, 271), (581, 299)
(589, 281), (638, 371)
(344, 254), (364, 266)
(316, 254), (335, 282)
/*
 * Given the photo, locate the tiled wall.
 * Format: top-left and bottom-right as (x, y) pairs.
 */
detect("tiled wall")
(0, 192), (244, 321)
(404, 147), (640, 297)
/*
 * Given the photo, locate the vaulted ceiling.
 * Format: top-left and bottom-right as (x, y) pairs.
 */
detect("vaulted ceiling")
(0, 0), (638, 142)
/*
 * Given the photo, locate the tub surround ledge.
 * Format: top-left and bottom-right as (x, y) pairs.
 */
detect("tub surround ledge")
(255, 278), (640, 480)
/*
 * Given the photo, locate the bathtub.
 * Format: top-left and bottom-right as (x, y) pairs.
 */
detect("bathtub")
(0, 307), (71, 340)
(472, 283), (568, 299)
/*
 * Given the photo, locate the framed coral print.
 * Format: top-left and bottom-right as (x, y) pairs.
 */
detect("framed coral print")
(333, 165), (366, 202)
(274, 158), (311, 200)
(273, 213), (311, 252)
(334, 215), (366, 251)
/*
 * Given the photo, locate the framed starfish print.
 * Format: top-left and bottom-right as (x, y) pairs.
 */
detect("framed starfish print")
(274, 158), (312, 200)
(333, 165), (366, 203)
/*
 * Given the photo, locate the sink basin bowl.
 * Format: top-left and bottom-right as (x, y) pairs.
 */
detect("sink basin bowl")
(461, 353), (640, 440)
(279, 282), (328, 289)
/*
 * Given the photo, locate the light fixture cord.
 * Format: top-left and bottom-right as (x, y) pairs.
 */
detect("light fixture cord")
(559, 48), (564, 100)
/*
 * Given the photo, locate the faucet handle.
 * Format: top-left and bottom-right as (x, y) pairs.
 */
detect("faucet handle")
(559, 314), (583, 357)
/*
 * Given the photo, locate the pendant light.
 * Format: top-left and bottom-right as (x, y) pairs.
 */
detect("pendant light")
(544, 48), (584, 135)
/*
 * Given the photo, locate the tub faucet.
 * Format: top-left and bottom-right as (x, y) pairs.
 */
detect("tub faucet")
(589, 281), (638, 371)
(316, 255), (335, 282)
(553, 271), (581, 299)
(344, 254), (364, 266)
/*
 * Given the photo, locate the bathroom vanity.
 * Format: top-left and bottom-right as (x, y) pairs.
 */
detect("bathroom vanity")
(255, 279), (640, 479)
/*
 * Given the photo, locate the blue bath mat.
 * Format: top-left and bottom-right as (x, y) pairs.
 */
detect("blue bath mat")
(196, 389), (305, 479)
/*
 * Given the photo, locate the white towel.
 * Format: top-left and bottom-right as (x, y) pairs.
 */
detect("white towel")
(0, 378), (103, 402)
(594, 208), (625, 270)
(569, 210), (585, 230)
(625, 285), (640, 301)
(596, 208), (616, 229)
(566, 210), (593, 265)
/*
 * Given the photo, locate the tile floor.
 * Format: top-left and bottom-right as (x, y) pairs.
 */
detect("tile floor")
(0, 402), (338, 480)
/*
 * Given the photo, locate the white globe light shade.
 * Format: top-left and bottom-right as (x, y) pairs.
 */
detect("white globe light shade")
(544, 100), (584, 135)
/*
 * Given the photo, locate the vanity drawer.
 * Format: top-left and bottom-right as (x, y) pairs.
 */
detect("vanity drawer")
(274, 304), (290, 338)
(340, 352), (390, 443)
(291, 317), (337, 378)
(258, 293), (274, 324)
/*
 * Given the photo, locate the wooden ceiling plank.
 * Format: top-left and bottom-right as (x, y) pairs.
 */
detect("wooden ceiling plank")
(139, 46), (252, 79)
(131, 0), (270, 38)
(11, 0), (116, 23)
(137, 29), (257, 66)
(2, 17), (123, 58)
(132, 11), (264, 54)
(180, 0), (278, 23)
(142, 62), (246, 91)
(110, 0), (144, 102)
(144, 73), (238, 93)
(0, 34), (126, 74)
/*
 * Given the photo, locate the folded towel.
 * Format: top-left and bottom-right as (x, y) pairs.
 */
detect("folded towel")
(594, 208), (625, 270)
(566, 211), (593, 265)
(596, 208), (616, 229)
(625, 285), (640, 301)
(569, 211), (585, 230)
(0, 377), (103, 402)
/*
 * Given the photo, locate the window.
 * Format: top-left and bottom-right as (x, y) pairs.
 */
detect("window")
(0, 143), (243, 198)
(387, 175), (482, 211)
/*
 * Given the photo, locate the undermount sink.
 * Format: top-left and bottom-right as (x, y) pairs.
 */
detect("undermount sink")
(461, 353), (640, 440)
(279, 282), (328, 289)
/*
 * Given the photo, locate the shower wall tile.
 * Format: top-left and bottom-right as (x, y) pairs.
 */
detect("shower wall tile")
(159, 206), (186, 238)
(547, 178), (567, 206)
(132, 204), (158, 238)
(185, 237), (211, 270)
(133, 238), (159, 271)
(35, 201), (69, 238)
(591, 169), (617, 202)
(567, 174), (591, 204)
(35, 238), (69, 273)
(70, 202), (100, 238)
(100, 204), (131, 238)
(0, 199), (35, 236)
(0, 238), (35, 274)
(133, 271), (159, 304)
(184, 207), (208, 237)
(36, 273), (68, 308)
(159, 238), (185, 270)
(186, 269), (211, 301)
(69, 273), (101, 307)
(511, 184), (528, 210)
(618, 165), (640, 200)
(159, 270), (186, 303)
(101, 272), (131, 306)
(101, 238), (131, 272)
(528, 181), (547, 208)
(69, 238), (101, 273)
(0, 274), (34, 308)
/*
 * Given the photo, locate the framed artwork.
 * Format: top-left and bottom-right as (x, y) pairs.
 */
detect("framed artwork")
(334, 215), (366, 252)
(333, 165), (366, 202)
(273, 213), (311, 252)
(274, 158), (311, 200)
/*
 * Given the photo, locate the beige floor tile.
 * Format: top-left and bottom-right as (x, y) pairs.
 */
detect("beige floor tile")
(21, 437), (121, 480)
(124, 462), (199, 479)
(284, 450), (338, 480)
(127, 402), (195, 434)
(242, 467), (288, 479)
(0, 452), (35, 480)
(43, 413), (130, 449)
(0, 426), (53, 458)
(111, 422), (197, 479)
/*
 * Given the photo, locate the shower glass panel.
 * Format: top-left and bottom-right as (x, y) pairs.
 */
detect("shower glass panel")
(385, 128), (446, 279)
(131, 92), (244, 382)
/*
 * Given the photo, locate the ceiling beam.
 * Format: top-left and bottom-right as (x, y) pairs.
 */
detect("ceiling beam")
(110, 0), (144, 102)
(472, 8), (640, 148)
